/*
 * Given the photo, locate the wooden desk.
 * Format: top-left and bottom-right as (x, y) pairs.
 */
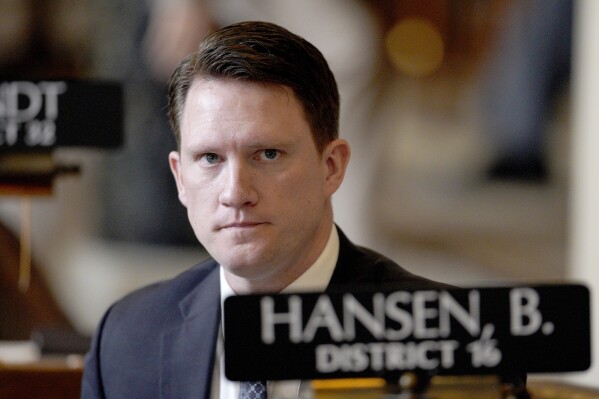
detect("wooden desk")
(0, 359), (83, 399)
(312, 377), (599, 399)
(528, 380), (599, 399)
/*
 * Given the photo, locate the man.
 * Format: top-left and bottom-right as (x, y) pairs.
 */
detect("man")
(81, 21), (447, 399)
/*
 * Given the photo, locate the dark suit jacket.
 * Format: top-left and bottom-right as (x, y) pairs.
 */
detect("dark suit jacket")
(81, 230), (448, 399)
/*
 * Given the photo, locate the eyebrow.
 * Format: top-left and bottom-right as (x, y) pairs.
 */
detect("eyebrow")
(245, 139), (295, 149)
(183, 138), (296, 154)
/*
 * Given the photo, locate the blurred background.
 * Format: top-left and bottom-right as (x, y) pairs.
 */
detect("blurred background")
(0, 0), (597, 389)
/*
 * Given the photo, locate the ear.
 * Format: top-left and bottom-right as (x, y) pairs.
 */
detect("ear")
(322, 139), (351, 197)
(168, 151), (188, 207)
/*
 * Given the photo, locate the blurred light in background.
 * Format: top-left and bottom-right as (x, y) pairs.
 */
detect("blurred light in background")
(385, 17), (444, 77)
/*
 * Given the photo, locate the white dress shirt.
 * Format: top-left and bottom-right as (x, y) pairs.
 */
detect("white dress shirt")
(211, 226), (340, 399)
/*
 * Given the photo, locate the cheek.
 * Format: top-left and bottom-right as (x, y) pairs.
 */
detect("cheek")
(278, 168), (326, 208)
(182, 176), (218, 216)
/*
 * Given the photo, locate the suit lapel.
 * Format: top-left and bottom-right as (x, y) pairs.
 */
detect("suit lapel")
(160, 264), (220, 399)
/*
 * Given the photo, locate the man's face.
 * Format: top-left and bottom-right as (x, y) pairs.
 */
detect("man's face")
(169, 79), (349, 293)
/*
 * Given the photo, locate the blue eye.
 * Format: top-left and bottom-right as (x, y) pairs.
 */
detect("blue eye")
(202, 153), (221, 164)
(259, 149), (282, 161)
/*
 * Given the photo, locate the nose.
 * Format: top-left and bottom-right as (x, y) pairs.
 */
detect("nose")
(218, 160), (258, 208)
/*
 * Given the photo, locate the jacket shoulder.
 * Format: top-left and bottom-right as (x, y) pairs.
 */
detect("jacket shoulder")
(81, 258), (219, 399)
(330, 229), (452, 291)
(108, 258), (219, 325)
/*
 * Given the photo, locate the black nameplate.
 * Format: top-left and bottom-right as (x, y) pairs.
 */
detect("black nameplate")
(224, 285), (590, 381)
(0, 80), (123, 150)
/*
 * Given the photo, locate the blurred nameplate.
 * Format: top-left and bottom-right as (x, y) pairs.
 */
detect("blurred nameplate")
(224, 284), (590, 381)
(0, 80), (123, 150)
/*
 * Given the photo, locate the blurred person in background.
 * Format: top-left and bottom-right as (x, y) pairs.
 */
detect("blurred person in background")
(0, 0), (91, 78)
(481, 0), (573, 183)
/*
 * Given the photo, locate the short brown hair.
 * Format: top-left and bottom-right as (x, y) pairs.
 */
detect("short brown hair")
(167, 21), (339, 152)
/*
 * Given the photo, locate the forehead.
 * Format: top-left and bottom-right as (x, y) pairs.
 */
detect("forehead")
(180, 78), (313, 146)
(186, 78), (297, 113)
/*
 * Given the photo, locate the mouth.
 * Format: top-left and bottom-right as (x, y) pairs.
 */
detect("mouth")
(219, 222), (265, 230)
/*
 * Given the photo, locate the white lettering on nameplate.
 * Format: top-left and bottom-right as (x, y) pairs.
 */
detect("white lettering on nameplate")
(259, 288), (555, 373)
(0, 81), (67, 147)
